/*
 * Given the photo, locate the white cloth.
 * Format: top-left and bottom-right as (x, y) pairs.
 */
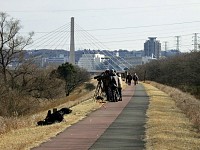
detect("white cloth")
(118, 76), (122, 88)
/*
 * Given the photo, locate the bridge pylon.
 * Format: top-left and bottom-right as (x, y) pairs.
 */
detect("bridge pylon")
(69, 17), (75, 65)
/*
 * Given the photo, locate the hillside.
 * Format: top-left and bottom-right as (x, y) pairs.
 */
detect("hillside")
(0, 81), (200, 150)
(0, 79), (103, 150)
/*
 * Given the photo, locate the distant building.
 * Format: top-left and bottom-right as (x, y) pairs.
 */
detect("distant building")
(42, 54), (68, 67)
(78, 53), (105, 71)
(123, 56), (155, 68)
(161, 49), (181, 57)
(144, 37), (161, 59)
(24, 49), (162, 69)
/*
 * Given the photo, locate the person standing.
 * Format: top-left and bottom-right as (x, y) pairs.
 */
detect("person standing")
(109, 69), (118, 102)
(117, 73), (122, 101)
(126, 73), (132, 85)
(102, 69), (110, 101)
(133, 73), (139, 85)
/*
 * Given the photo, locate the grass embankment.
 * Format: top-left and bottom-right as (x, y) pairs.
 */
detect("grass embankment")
(0, 79), (102, 150)
(143, 82), (200, 150)
(0, 82), (94, 135)
(0, 91), (102, 150)
(2, 80), (199, 150)
(0, 99), (102, 150)
(0, 79), (126, 150)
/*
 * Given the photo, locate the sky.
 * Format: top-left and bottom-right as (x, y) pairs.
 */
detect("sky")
(1, 0), (200, 52)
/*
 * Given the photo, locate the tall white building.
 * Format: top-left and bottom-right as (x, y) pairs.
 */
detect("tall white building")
(78, 53), (105, 71)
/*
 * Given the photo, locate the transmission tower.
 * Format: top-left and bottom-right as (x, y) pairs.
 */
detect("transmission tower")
(193, 33), (199, 51)
(163, 41), (168, 51)
(175, 36), (180, 51)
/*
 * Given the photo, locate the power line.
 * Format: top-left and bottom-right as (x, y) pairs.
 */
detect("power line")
(76, 21), (200, 32)
(20, 20), (200, 34)
(4, 2), (200, 13)
(24, 18), (200, 52)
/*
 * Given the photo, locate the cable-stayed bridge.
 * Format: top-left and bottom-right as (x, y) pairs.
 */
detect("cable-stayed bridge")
(26, 17), (133, 73)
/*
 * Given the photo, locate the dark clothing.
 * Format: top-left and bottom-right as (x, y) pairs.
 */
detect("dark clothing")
(37, 108), (72, 126)
(109, 73), (118, 102)
(118, 87), (122, 101)
(126, 74), (132, 85)
(102, 73), (111, 101)
(133, 74), (139, 85)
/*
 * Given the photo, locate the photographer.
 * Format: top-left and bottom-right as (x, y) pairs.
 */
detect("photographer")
(102, 69), (111, 101)
(109, 69), (119, 102)
(94, 69), (119, 102)
(94, 69), (110, 101)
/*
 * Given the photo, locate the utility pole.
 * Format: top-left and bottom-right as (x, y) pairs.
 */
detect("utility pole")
(175, 36), (180, 51)
(69, 17), (75, 65)
(193, 33), (199, 51)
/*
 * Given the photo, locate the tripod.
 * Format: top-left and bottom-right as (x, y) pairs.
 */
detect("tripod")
(93, 80), (105, 102)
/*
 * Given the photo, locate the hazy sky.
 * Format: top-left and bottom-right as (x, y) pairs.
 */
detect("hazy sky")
(1, 0), (200, 52)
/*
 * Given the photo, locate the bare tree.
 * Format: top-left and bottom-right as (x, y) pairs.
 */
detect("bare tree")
(0, 12), (34, 85)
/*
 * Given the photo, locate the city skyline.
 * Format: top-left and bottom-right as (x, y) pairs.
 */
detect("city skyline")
(1, 0), (200, 52)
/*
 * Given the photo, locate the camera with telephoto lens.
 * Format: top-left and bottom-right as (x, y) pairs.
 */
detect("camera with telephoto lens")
(94, 73), (104, 81)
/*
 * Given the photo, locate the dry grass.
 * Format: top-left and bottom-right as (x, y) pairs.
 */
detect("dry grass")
(0, 79), (127, 150)
(143, 82), (200, 150)
(1, 80), (200, 150)
(0, 95), (102, 150)
(148, 81), (200, 131)
(0, 80), (97, 135)
(0, 79), (102, 150)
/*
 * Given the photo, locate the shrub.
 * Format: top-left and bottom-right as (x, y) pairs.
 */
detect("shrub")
(84, 83), (95, 91)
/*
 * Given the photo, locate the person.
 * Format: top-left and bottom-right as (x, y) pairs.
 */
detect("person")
(132, 73), (139, 85)
(117, 73), (122, 101)
(126, 73), (132, 85)
(109, 69), (118, 102)
(102, 69), (111, 101)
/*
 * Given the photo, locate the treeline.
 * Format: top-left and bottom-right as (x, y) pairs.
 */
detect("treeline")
(132, 51), (200, 99)
(0, 62), (90, 117)
(0, 12), (91, 117)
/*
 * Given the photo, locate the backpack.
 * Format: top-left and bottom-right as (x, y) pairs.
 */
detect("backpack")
(110, 76), (117, 89)
(133, 75), (138, 81)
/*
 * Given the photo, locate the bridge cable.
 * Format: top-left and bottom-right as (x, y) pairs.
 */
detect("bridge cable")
(75, 24), (119, 70)
(27, 23), (70, 50)
(47, 25), (71, 50)
(75, 30), (112, 70)
(75, 23), (131, 69)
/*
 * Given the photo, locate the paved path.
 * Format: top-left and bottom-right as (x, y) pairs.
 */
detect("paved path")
(32, 83), (149, 150)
